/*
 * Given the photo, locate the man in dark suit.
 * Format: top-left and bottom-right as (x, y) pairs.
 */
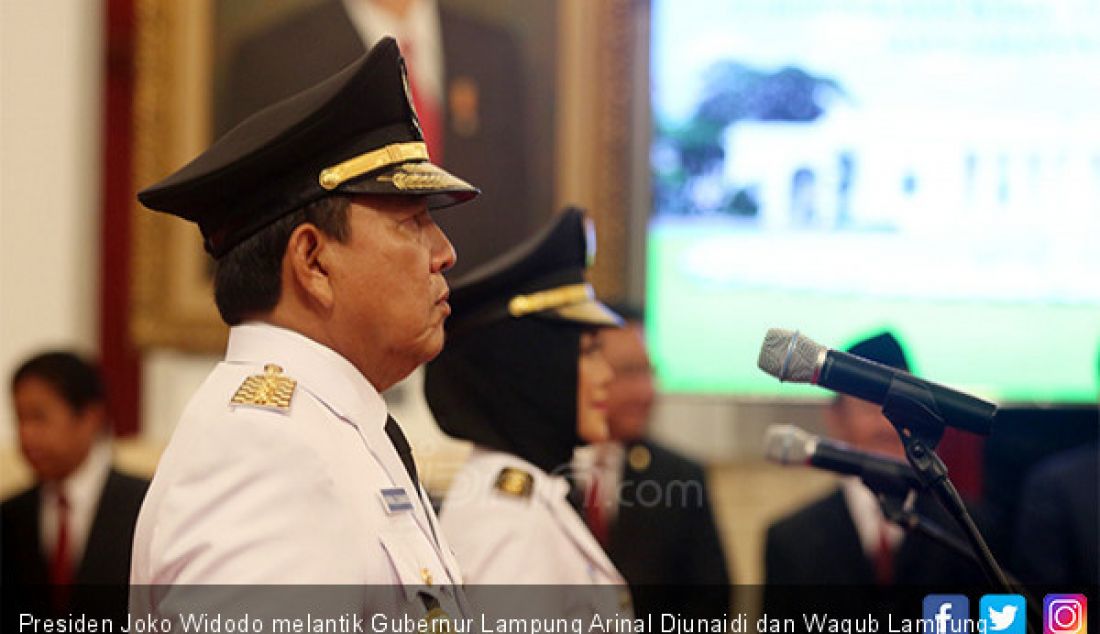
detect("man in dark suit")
(219, 0), (532, 278)
(576, 306), (731, 619)
(1012, 445), (1098, 587)
(2, 351), (148, 621)
(1011, 351), (1099, 588)
(764, 333), (985, 615)
(1010, 344), (1099, 591)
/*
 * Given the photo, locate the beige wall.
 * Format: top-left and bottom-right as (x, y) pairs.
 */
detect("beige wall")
(0, 0), (104, 449)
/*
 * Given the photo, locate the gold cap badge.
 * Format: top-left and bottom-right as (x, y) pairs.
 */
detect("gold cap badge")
(230, 364), (297, 412)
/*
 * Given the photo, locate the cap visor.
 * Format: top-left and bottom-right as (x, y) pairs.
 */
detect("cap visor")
(545, 299), (623, 328)
(339, 160), (479, 208)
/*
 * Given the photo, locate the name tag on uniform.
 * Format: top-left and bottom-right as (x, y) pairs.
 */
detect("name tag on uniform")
(380, 487), (414, 514)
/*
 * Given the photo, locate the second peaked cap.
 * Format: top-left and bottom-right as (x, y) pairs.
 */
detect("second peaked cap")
(137, 37), (478, 258)
(445, 207), (622, 337)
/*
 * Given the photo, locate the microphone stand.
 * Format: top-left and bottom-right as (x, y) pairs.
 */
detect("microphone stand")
(879, 377), (1018, 592)
(874, 492), (972, 563)
(879, 380), (1042, 634)
(874, 492), (1028, 589)
(871, 478), (1042, 633)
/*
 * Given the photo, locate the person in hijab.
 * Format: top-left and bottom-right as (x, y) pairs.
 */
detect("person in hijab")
(425, 207), (631, 617)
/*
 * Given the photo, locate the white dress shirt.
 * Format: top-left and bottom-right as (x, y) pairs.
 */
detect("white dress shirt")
(40, 438), (111, 566)
(841, 476), (904, 557)
(573, 441), (625, 524)
(341, 0), (444, 103)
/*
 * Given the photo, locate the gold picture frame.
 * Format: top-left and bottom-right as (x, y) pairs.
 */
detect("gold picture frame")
(130, 0), (642, 352)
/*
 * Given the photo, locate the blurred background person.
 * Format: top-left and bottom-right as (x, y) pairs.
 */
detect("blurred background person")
(2, 351), (148, 618)
(426, 209), (628, 616)
(1010, 350), (1099, 587)
(574, 304), (731, 619)
(764, 332), (984, 598)
(1012, 445), (1099, 587)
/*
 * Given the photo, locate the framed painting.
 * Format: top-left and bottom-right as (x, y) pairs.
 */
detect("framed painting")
(130, 0), (643, 352)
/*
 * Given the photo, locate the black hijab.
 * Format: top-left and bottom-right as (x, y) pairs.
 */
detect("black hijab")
(425, 317), (581, 473)
(424, 208), (620, 474)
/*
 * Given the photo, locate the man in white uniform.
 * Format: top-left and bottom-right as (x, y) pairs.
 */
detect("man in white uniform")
(130, 37), (477, 622)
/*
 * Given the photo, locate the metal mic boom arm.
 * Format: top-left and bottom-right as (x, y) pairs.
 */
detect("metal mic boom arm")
(880, 375), (1031, 609)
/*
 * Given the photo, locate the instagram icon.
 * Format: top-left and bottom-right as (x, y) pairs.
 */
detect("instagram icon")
(1045, 595), (1087, 634)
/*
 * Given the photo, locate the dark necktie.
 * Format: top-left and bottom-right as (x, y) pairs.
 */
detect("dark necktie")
(50, 490), (72, 610)
(874, 519), (894, 585)
(384, 415), (419, 488)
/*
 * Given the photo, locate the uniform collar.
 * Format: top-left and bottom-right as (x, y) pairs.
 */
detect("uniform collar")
(225, 322), (388, 430)
(42, 437), (112, 506)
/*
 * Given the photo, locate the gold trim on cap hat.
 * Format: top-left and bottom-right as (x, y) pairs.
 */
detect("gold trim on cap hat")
(381, 162), (463, 191)
(318, 141), (429, 190)
(507, 283), (593, 318)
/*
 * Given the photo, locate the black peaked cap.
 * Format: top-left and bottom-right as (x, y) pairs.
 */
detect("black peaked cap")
(137, 37), (478, 257)
(445, 207), (622, 337)
(847, 331), (910, 372)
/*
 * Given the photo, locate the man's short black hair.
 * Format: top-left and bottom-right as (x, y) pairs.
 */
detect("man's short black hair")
(11, 351), (105, 412)
(214, 196), (351, 325)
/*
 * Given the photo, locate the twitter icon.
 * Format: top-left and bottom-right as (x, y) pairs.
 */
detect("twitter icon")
(982, 595), (1027, 634)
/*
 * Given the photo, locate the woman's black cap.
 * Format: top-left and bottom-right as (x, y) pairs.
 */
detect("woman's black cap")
(444, 206), (622, 337)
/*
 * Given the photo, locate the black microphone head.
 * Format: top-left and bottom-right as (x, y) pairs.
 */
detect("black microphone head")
(763, 424), (816, 465)
(757, 328), (827, 383)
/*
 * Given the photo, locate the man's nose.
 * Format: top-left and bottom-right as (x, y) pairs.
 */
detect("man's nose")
(428, 219), (457, 273)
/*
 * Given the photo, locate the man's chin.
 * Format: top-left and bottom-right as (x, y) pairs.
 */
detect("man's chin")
(417, 326), (447, 363)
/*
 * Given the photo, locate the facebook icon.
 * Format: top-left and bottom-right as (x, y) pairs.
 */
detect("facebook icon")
(924, 595), (971, 634)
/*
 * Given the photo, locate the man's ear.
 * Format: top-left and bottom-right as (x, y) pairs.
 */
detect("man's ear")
(285, 223), (335, 310)
(77, 402), (108, 434)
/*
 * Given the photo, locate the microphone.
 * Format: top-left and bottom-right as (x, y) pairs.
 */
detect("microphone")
(764, 424), (921, 494)
(757, 329), (996, 435)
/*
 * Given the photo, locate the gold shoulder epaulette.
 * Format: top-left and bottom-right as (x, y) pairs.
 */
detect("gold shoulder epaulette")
(230, 364), (297, 412)
(494, 467), (534, 498)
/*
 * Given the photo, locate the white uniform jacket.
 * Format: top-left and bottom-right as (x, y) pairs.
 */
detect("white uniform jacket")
(130, 323), (465, 619)
(440, 448), (630, 620)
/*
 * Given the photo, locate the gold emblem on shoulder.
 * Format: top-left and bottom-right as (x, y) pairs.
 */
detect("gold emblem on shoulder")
(628, 445), (651, 472)
(494, 467), (534, 498)
(230, 364), (297, 412)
